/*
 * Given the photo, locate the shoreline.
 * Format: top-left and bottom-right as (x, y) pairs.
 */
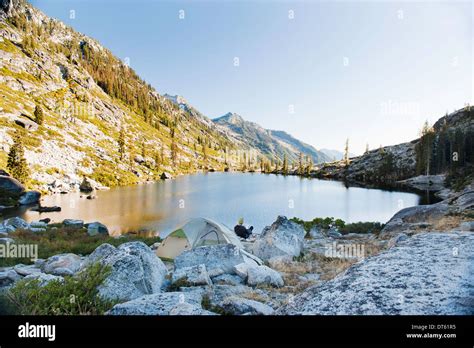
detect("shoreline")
(2, 171), (435, 225)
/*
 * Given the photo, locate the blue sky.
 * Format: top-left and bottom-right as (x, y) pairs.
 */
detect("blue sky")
(32, 0), (472, 154)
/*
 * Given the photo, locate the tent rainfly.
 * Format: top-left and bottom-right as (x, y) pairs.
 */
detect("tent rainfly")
(156, 217), (261, 264)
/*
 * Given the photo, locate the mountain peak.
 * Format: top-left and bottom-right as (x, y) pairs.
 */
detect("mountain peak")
(214, 112), (244, 125)
(163, 94), (188, 106)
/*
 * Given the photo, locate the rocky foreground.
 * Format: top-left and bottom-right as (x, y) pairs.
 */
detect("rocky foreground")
(278, 231), (474, 315)
(0, 179), (473, 315)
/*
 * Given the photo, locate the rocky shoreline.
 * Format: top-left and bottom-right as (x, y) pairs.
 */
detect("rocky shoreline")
(0, 177), (472, 315)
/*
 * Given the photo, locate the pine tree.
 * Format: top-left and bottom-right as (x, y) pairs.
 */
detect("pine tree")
(34, 104), (44, 125)
(298, 152), (303, 175)
(141, 141), (146, 158)
(283, 153), (288, 175)
(118, 126), (125, 160)
(415, 121), (435, 175)
(344, 138), (350, 166)
(171, 138), (178, 166)
(202, 144), (208, 163)
(160, 146), (166, 166)
(306, 156), (313, 176)
(154, 149), (161, 171)
(7, 131), (30, 184)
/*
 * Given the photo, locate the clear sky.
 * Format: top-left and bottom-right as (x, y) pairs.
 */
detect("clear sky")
(31, 0), (472, 154)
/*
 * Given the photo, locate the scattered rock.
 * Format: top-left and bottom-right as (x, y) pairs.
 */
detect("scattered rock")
(33, 206), (61, 213)
(234, 262), (251, 279)
(267, 255), (294, 270)
(150, 242), (161, 250)
(387, 233), (409, 248)
(398, 174), (446, 192)
(460, 221), (474, 232)
(0, 175), (24, 198)
(0, 269), (22, 287)
(42, 253), (82, 276)
(134, 154), (145, 164)
(211, 273), (244, 286)
(451, 189), (474, 212)
(203, 284), (273, 311)
(107, 291), (203, 315)
(18, 191), (41, 205)
(87, 221), (109, 236)
(2, 217), (29, 231)
(79, 177), (95, 192)
(381, 203), (450, 235)
(14, 116), (38, 131)
(30, 228), (46, 233)
(84, 242), (167, 301)
(252, 216), (306, 261)
(160, 172), (172, 180)
(246, 265), (284, 288)
(221, 296), (274, 315)
(62, 219), (84, 228)
(174, 244), (247, 276)
(169, 302), (217, 315)
(30, 221), (47, 229)
(13, 264), (42, 276)
(172, 264), (212, 286)
(327, 228), (342, 239)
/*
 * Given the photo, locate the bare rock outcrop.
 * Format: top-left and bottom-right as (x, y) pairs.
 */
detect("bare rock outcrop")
(277, 231), (474, 315)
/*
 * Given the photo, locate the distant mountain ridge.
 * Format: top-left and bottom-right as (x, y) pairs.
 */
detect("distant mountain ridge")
(319, 149), (356, 161)
(213, 112), (331, 164)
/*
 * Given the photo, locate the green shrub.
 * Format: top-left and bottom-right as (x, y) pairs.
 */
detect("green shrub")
(5, 263), (117, 315)
(291, 217), (384, 236)
(0, 227), (161, 267)
(291, 216), (341, 233)
(340, 221), (384, 235)
(90, 163), (138, 187)
(167, 277), (190, 292)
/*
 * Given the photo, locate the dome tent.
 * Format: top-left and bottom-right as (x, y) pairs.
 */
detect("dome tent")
(156, 217), (261, 264)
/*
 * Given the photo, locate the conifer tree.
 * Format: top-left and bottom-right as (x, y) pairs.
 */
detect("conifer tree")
(283, 153), (288, 175)
(298, 152), (303, 175)
(154, 149), (161, 171)
(171, 138), (178, 166)
(7, 131), (30, 184)
(415, 121), (435, 175)
(141, 141), (146, 159)
(118, 126), (125, 160)
(34, 104), (44, 125)
(344, 138), (350, 166)
(306, 156), (313, 176)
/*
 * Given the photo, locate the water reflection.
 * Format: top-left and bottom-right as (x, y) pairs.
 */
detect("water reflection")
(2, 173), (424, 236)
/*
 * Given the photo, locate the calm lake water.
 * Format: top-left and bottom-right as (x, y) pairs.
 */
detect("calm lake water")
(4, 173), (426, 236)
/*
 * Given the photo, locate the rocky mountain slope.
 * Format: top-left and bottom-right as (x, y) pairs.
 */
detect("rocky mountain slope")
(319, 148), (346, 161)
(0, 0), (330, 194)
(278, 231), (474, 315)
(213, 112), (331, 164)
(315, 107), (474, 186)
